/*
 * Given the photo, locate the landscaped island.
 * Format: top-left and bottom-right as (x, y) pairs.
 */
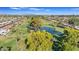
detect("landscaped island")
(0, 15), (79, 51)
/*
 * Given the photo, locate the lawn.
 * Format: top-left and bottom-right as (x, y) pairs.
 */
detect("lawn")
(0, 38), (17, 50)
(0, 18), (29, 51)
(54, 27), (64, 33)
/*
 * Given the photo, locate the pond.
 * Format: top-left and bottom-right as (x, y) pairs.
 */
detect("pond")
(40, 26), (64, 51)
(40, 26), (63, 37)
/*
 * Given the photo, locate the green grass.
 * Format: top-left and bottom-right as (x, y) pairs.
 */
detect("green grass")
(54, 27), (64, 33)
(0, 18), (29, 51)
(0, 39), (17, 50)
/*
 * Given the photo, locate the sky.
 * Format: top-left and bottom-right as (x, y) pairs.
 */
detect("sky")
(0, 7), (79, 15)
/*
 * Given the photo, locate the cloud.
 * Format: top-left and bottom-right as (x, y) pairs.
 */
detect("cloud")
(45, 9), (51, 12)
(29, 8), (51, 12)
(71, 8), (79, 11)
(10, 7), (21, 10)
(10, 7), (51, 12)
(29, 8), (42, 11)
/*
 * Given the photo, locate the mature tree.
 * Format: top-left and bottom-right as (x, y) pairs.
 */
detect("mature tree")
(25, 31), (53, 51)
(29, 17), (43, 31)
(68, 17), (79, 26)
(63, 27), (79, 50)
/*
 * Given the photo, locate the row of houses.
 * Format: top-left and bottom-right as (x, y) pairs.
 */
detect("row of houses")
(0, 16), (25, 36)
(62, 23), (79, 30)
(46, 16), (79, 30)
